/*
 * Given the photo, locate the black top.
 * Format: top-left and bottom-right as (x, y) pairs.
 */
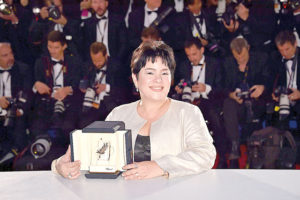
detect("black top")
(134, 134), (151, 162)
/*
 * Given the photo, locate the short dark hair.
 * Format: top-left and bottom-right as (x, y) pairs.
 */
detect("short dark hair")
(275, 30), (296, 46)
(90, 42), (107, 56)
(187, 0), (200, 6)
(184, 38), (202, 49)
(230, 37), (249, 54)
(47, 31), (66, 46)
(141, 27), (161, 41)
(131, 41), (176, 78)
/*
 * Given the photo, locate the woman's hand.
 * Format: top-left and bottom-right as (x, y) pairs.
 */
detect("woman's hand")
(56, 146), (81, 179)
(122, 161), (165, 180)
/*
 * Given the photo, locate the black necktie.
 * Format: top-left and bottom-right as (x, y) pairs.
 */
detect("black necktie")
(51, 60), (63, 66)
(147, 10), (158, 15)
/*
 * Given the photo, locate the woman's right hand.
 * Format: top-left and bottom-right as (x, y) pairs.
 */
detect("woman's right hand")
(56, 146), (81, 179)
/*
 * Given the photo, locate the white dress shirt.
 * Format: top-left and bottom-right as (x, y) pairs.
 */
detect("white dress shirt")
(191, 56), (212, 100)
(192, 12), (207, 39)
(0, 66), (12, 97)
(144, 5), (158, 27)
(94, 66), (110, 104)
(285, 59), (298, 89)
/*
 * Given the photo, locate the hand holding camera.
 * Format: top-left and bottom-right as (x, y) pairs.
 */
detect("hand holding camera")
(0, 96), (9, 109)
(94, 83), (106, 94)
(222, 19), (239, 32)
(230, 90), (243, 104)
(288, 88), (300, 101)
(34, 81), (51, 95)
(249, 85), (264, 99)
(53, 86), (73, 101)
(192, 82), (206, 93)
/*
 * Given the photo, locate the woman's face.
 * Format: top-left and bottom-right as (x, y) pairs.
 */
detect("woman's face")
(132, 57), (171, 103)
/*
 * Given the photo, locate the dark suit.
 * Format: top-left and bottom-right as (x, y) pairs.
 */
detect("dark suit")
(31, 54), (81, 141)
(222, 0), (276, 53)
(176, 56), (227, 158)
(78, 57), (127, 128)
(0, 61), (33, 155)
(81, 13), (128, 61)
(223, 52), (270, 159)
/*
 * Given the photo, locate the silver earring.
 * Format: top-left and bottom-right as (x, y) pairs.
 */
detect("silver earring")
(136, 87), (139, 92)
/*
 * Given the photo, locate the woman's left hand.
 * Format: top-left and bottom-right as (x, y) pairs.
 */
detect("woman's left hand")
(122, 161), (164, 180)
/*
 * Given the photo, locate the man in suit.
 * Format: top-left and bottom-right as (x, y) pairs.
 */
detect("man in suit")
(80, 0), (128, 62)
(78, 42), (126, 128)
(31, 31), (81, 143)
(128, 0), (182, 54)
(223, 37), (269, 168)
(182, 0), (221, 55)
(174, 38), (227, 168)
(0, 42), (33, 164)
(271, 30), (300, 130)
(0, 0), (33, 65)
(28, 0), (81, 59)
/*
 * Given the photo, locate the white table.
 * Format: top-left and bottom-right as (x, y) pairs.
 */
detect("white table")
(0, 170), (299, 200)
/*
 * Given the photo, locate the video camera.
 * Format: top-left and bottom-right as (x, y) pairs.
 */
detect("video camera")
(0, 91), (27, 127)
(0, 0), (12, 15)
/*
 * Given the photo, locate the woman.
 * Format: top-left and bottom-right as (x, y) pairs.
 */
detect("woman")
(51, 41), (216, 180)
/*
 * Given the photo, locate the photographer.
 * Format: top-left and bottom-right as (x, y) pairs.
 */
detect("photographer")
(223, 37), (269, 168)
(174, 38), (227, 168)
(28, 0), (82, 59)
(78, 42), (126, 128)
(80, 0), (128, 62)
(270, 30), (300, 130)
(0, 42), (33, 164)
(31, 31), (81, 144)
(181, 0), (222, 57)
(221, 0), (275, 53)
(0, 0), (33, 65)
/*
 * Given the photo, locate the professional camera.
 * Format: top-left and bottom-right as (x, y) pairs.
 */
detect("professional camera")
(236, 83), (255, 123)
(274, 86), (293, 120)
(80, 80), (101, 112)
(0, 0), (12, 15)
(32, 4), (61, 20)
(172, 79), (196, 103)
(222, 0), (252, 26)
(202, 32), (221, 55)
(30, 135), (52, 159)
(1, 91), (27, 127)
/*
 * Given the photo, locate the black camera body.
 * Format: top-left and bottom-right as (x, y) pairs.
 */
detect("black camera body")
(222, 0), (252, 26)
(32, 4), (61, 20)
(236, 84), (255, 123)
(1, 91), (27, 127)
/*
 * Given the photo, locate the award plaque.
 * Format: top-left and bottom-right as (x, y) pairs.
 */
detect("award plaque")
(70, 121), (133, 179)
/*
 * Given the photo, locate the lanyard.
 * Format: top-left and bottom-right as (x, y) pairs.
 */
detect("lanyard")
(193, 63), (205, 83)
(97, 20), (107, 43)
(52, 65), (64, 87)
(242, 65), (249, 84)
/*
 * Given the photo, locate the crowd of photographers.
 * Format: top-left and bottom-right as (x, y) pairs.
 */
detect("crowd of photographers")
(0, 0), (300, 169)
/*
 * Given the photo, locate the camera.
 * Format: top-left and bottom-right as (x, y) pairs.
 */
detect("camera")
(222, 0), (252, 26)
(30, 135), (52, 159)
(31, 4), (61, 20)
(236, 83), (255, 123)
(202, 32), (221, 55)
(81, 80), (101, 112)
(1, 91), (27, 127)
(0, 0), (12, 15)
(274, 86), (292, 120)
(172, 79), (196, 103)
